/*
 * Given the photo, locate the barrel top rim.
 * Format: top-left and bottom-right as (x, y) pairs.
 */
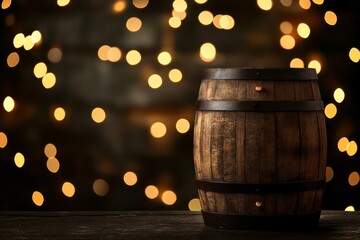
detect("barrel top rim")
(202, 67), (318, 80)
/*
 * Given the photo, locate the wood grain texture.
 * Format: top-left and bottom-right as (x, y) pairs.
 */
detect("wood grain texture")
(193, 68), (327, 228)
(0, 211), (358, 239)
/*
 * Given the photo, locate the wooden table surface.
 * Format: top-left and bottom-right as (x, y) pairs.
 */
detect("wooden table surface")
(0, 210), (359, 239)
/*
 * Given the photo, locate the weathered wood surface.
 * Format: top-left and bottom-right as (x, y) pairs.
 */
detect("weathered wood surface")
(193, 68), (327, 226)
(0, 211), (359, 239)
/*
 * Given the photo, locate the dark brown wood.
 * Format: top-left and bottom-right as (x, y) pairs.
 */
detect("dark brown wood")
(202, 68), (318, 80)
(193, 68), (327, 229)
(0, 211), (358, 239)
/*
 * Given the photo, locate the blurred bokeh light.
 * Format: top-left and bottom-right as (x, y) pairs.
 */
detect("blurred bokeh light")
(0, 0), (359, 211)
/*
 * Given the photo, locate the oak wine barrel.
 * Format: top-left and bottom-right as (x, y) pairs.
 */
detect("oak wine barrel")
(193, 68), (327, 229)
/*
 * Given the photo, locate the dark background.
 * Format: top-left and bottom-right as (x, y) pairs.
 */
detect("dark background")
(1, 0), (359, 211)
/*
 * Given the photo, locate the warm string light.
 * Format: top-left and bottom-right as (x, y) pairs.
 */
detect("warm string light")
(194, 0), (207, 4)
(3, 0), (189, 207)
(57, 0), (71, 7)
(349, 47), (360, 63)
(145, 185), (159, 199)
(312, 0), (324, 6)
(1, 0), (358, 210)
(14, 152), (25, 168)
(147, 68), (183, 89)
(280, 21), (293, 34)
(326, 166), (334, 182)
(52, 0), (197, 209)
(1, 0), (11, 9)
(148, 74), (163, 89)
(157, 51), (172, 66)
(44, 143), (57, 158)
(143, 185), (181, 206)
(133, 0), (149, 9)
(169, 16), (182, 28)
(345, 206), (355, 212)
(47, 157), (60, 173)
(290, 58), (304, 68)
(13, 30), (42, 50)
(33, 62), (57, 89)
(0, 132), (8, 148)
(161, 190), (177, 205)
(44, 143), (61, 174)
(333, 88), (345, 103)
(113, 0), (127, 13)
(168, 69), (182, 83)
(150, 122), (167, 138)
(54, 107), (66, 121)
(173, 0), (187, 12)
(123, 171), (138, 186)
(199, 42), (216, 62)
(32, 191), (44, 206)
(324, 103), (337, 119)
(93, 179), (109, 197)
(314, 5), (356, 211)
(175, 118), (190, 134)
(62, 182), (76, 197)
(3, 96), (15, 112)
(169, 0), (187, 28)
(126, 50), (142, 65)
(172, 9), (186, 21)
(98, 45), (122, 62)
(348, 172), (360, 187)
(299, 0), (311, 10)
(126, 17), (142, 32)
(279, 0), (292, 7)
(48, 47), (62, 63)
(91, 107), (106, 123)
(297, 23), (311, 38)
(337, 137), (357, 157)
(188, 198), (201, 211)
(7, 52), (19, 67)
(280, 35), (295, 50)
(198, 10), (213, 26)
(257, 0), (273, 11)
(149, 118), (191, 139)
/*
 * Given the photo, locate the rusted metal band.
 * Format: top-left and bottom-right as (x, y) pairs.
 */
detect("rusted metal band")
(196, 100), (324, 112)
(202, 68), (318, 80)
(201, 210), (321, 229)
(196, 179), (326, 193)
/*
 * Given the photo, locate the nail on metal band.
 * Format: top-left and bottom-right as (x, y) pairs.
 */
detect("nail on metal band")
(196, 100), (324, 112)
(201, 210), (321, 229)
(202, 68), (318, 80)
(196, 179), (326, 193)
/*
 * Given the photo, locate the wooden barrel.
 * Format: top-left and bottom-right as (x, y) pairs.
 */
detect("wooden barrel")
(193, 68), (327, 229)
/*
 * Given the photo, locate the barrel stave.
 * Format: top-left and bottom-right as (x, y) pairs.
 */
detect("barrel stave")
(194, 68), (327, 228)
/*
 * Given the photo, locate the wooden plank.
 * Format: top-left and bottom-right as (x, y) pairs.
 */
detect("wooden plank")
(201, 111), (215, 212)
(244, 80), (276, 184)
(295, 81), (322, 214)
(215, 80), (239, 214)
(235, 80), (247, 214)
(244, 80), (277, 216)
(0, 211), (359, 239)
(222, 113), (238, 213)
(274, 80), (300, 215)
(196, 79), (218, 212)
(312, 79), (328, 211)
(193, 112), (202, 180)
(210, 112), (227, 213)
